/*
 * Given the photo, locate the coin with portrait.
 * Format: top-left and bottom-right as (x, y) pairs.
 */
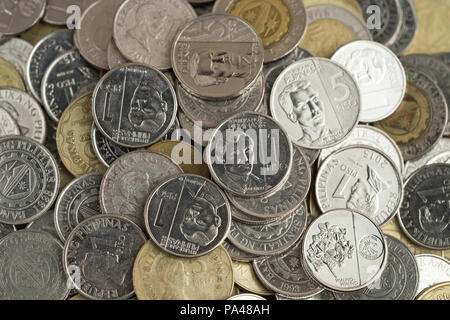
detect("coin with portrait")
(0, 0), (46, 35)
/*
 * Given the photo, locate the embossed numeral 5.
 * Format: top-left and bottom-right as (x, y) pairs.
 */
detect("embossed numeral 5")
(331, 70), (350, 102)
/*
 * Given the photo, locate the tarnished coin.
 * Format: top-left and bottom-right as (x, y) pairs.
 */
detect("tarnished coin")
(107, 38), (128, 70)
(212, 0), (307, 63)
(0, 223), (15, 240)
(93, 63), (178, 148)
(114, 0), (197, 70)
(302, 209), (388, 292)
(0, 56), (25, 90)
(399, 164), (450, 250)
(228, 294), (266, 300)
(0, 108), (20, 137)
(374, 67), (448, 161)
(0, 230), (69, 300)
(0, 37), (32, 79)
(54, 173), (103, 242)
(232, 260), (273, 295)
(229, 145), (311, 219)
(26, 30), (74, 103)
(335, 235), (419, 300)
(133, 241), (234, 300)
(44, 0), (98, 25)
(145, 174), (231, 257)
(0, 0), (46, 36)
(172, 13), (264, 99)
(207, 112), (293, 197)
(435, 52), (450, 67)
(100, 151), (183, 228)
(25, 210), (59, 240)
(64, 215), (147, 300)
(228, 202), (308, 256)
(415, 254), (450, 296)
(223, 239), (259, 262)
(387, 0), (418, 55)
(416, 281), (450, 300)
(271, 57), (361, 149)
(332, 40), (406, 122)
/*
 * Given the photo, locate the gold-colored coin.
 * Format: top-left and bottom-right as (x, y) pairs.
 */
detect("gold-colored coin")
(20, 21), (65, 46)
(232, 260), (273, 296)
(406, 0), (450, 54)
(56, 92), (107, 177)
(0, 57), (25, 91)
(416, 281), (450, 300)
(382, 218), (450, 261)
(133, 241), (234, 300)
(148, 141), (210, 179)
(303, 0), (365, 22)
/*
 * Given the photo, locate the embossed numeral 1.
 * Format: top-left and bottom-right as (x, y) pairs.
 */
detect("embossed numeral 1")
(333, 174), (352, 199)
(331, 70), (350, 102)
(154, 198), (166, 228)
(102, 92), (113, 122)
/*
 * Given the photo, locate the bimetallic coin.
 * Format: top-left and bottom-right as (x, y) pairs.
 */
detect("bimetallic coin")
(223, 239), (259, 262)
(399, 164), (450, 250)
(302, 209), (388, 292)
(416, 281), (450, 300)
(228, 294), (266, 300)
(0, 57), (25, 90)
(25, 210), (60, 240)
(107, 38), (128, 70)
(100, 151), (183, 228)
(133, 241), (234, 300)
(0, 108), (20, 137)
(0, 37), (33, 79)
(93, 63), (178, 148)
(334, 235), (419, 300)
(0, 0), (46, 36)
(63, 215), (147, 300)
(172, 13), (264, 99)
(271, 57), (361, 149)
(26, 30), (74, 103)
(332, 41), (406, 122)
(232, 260), (273, 295)
(114, 0), (197, 70)
(213, 0), (307, 63)
(145, 174), (231, 258)
(0, 230), (69, 300)
(44, 0), (98, 25)
(207, 112), (293, 197)
(415, 254), (450, 296)
(303, 0), (365, 22)
(387, 0), (418, 55)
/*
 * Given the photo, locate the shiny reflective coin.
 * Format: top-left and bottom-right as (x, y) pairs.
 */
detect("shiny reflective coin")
(415, 254), (450, 296)
(213, 0), (307, 63)
(374, 67), (448, 161)
(25, 210), (60, 240)
(54, 173), (103, 242)
(172, 13), (264, 99)
(232, 260), (273, 295)
(229, 145), (311, 219)
(0, 0), (46, 36)
(145, 174), (231, 257)
(0, 56), (25, 90)
(114, 0), (197, 70)
(42, 49), (101, 122)
(26, 30), (74, 103)
(302, 209), (388, 292)
(93, 63), (177, 148)
(64, 215), (146, 300)
(0, 230), (69, 300)
(387, 0), (418, 55)
(426, 152), (450, 165)
(44, 0), (98, 25)
(0, 108), (20, 137)
(207, 112), (292, 197)
(316, 145), (403, 226)
(271, 57), (361, 149)
(228, 294), (266, 300)
(0, 37), (32, 79)
(223, 239), (259, 262)
(177, 73), (264, 129)
(335, 235), (419, 300)
(399, 164), (450, 250)
(107, 38), (128, 70)
(100, 151), (183, 228)
(228, 202), (308, 256)
(416, 281), (450, 300)
(133, 241), (234, 300)
(332, 40), (406, 122)
(230, 204), (280, 226)
(254, 240), (323, 298)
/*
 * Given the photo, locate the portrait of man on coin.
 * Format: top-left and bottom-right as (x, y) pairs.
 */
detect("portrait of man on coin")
(345, 49), (386, 85)
(418, 188), (450, 234)
(116, 171), (151, 214)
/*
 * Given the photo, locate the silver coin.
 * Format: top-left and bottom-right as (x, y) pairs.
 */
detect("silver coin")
(177, 73), (264, 129)
(206, 112), (293, 197)
(0, 87), (46, 144)
(107, 38), (128, 70)
(178, 110), (214, 148)
(415, 254), (450, 296)
(100, 151), (183, 228)
(0, 230), (69, 300)
(426, 152), (450, 165)
(334, 235), (419, 300)
(172, 13), (264, 99)
(93, 63), (178, 148)
(71, 81), (97, 102)
(254, 240), (323, 298)
(276, 290), (335, 300)
(0, 0), (46, 36)
(145, 174), (231, 257)
(271, 57), (361, 149)
(399, 164), (450, 250)
(228, 294), (266, 300)
(44, 0), (98, 25)
(54, 173), (103, 242)
(230, 201), (280, 226)
(435, 52), (450, 67)
(387, 0), (418, 55)
(0, 107), (20, 137)
(0, 136), (60, 225)
(229, 145), (311, 219)
(0, 222), (15, 240)
(332, 40), (406, 122)
(163, 117), (182, 141)
(41, 49), (101, 122)
(228, 202), (308, 256)
(222, 239), (259, 262)
(25, 210), (60, 240)
(302, 209), (388, 292)
(114, 0), (197, 70)
(316, 145), (403, 226)
(0, 37), (32, 80)
(318, 125), (404, 174)
(25, 30), (74, 104)
(63, 214), (147, 300)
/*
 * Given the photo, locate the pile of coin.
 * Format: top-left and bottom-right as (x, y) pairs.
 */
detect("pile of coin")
(0, 0), (449, 301)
